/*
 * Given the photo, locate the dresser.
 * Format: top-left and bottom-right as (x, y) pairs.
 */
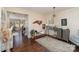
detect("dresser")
(57, 28), (70, 42)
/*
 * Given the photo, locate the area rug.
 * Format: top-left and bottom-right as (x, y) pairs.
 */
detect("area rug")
(36, 36), (75, 52)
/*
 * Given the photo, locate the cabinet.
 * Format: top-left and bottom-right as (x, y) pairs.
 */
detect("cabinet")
(57, 28), (62, 39)
(44, 24), (70, 42)
(57, 28), (70, 42)
(62, 29), (70, 42)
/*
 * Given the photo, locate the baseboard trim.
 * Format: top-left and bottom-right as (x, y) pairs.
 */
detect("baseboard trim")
(47, 34), (76, 45)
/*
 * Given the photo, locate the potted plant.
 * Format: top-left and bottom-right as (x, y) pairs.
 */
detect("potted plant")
(30, 30), (36, 37)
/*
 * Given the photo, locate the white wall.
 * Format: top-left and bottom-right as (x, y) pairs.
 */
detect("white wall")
(0, 8), (1, 30)
(45, 14), (53, 24)
(0, 7), (2, 51)
(46, 8), (79, 37)
(55, 8), (79, 36)
(2, 7), (46, 38)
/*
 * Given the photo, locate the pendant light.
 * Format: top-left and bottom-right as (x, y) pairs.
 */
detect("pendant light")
(52, 7), (56, 24)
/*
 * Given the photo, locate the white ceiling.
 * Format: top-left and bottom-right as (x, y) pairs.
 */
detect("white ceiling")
(24, 7), (72, 15)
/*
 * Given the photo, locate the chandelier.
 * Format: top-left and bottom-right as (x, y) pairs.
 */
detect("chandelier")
(52, 7), (56, 24)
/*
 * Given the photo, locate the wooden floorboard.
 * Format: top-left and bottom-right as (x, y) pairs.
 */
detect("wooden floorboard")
(12, 38), (49, 52)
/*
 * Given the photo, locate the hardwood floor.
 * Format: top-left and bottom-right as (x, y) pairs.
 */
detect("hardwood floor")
(11, 34), (48, 52)
(12, 36), (49, 52)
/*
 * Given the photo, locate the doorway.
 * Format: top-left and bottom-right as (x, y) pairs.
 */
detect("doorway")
(11, 19), (23, 48)
(7, 12), (28, 49)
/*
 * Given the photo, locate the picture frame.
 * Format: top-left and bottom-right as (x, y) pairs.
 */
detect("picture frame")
(61, 18), (67, 26)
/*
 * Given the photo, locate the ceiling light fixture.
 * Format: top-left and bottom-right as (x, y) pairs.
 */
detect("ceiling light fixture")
(52, 7), (56, 24)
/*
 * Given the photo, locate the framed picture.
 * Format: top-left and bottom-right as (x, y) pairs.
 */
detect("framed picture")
(61, 18), (67, 26)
